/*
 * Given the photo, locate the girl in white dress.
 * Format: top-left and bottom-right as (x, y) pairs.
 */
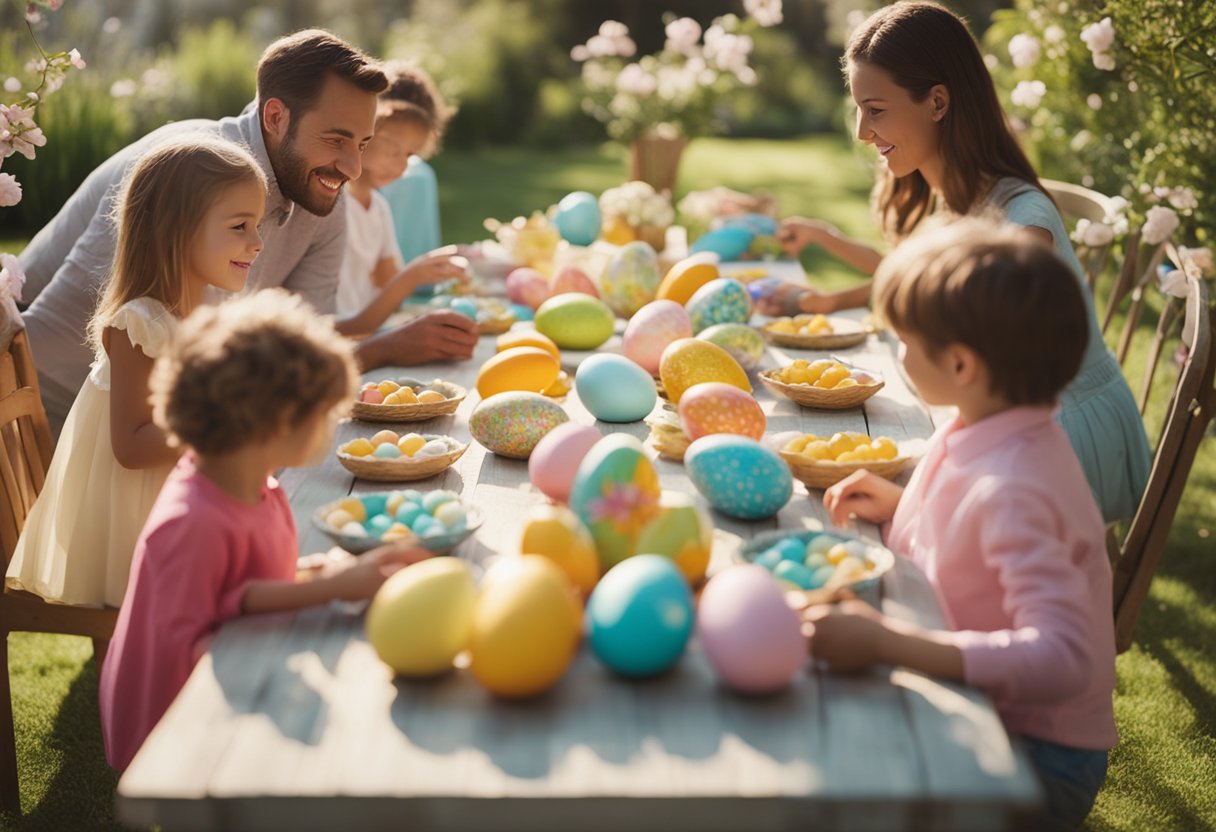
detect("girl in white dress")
(6, 135), (267, 607)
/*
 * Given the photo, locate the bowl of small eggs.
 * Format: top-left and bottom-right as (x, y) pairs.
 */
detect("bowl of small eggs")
(742, 529), (895, 594)
(760, 359), (883, 410)
(761, 314), (869, 350)
(779, 431), (910, 489)
(447, 296), (516, 334)
(353, 378), (466, 423)
(314, 489), (481, 555)
(338, 430), (468, 482)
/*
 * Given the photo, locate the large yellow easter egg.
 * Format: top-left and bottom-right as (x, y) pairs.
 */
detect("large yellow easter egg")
(656, 253), (720, 305)
(476, 346), (561, 399)
(366, 558), (476, 677)
(468, 556), (582, 698)
(658, 338), (752, 403)
(496, 329), (560, 361)
(520, 505), (600, 596)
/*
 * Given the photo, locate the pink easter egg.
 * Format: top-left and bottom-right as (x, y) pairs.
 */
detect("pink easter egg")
(697, 564), (807, 695)
(506, 267), (552, 309)
(622, 300), (693, 376)
(678, 382), (765, 441)
(551, 266), (599, 298)
(528, 422), (603, 503)
(361, 388), (385, 404)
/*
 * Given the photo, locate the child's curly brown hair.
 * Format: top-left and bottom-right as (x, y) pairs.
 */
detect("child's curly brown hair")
(150, 289), (358, 455)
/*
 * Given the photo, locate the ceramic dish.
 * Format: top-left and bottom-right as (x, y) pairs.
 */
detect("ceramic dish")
(312, 495), (483, 555)
(740, 528), (895, 594)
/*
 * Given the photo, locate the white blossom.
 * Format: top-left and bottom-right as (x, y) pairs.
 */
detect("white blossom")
(743, 0), (783, 27)
(1165, 186), (1198, 212)
(664, 18), (702, 56)
(1071, 218), (1115, 247)
(1080, 17), (1116, 54)
(1087, 94), (1103, 110)
(68, 48), (85, 69)
(1092, 51), (1116, 71)
(110, 79), (137, 98)
(1008, 34), (1041, 69)
(0, 252), (25, 302)
(1011, 79), (1046, 109)
(0, 173), (21, 208)
(2, 77), (19, 94)
(1178, 246), (1213, 274)
(616, 63), (657, 97)
(1142, 205), (1180, 245)
(1044, 25), (1065, 44)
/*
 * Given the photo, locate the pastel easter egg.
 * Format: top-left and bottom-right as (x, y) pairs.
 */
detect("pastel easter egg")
(449, 297), (479, 320)
(534, 293), (615, 350)
(569, 434), (662, 571)
(689, 226), (753, 261)
(697, 322), (765, 371)
(416, 439), (450, 457)
(686, 278), (753, 334)
(634, 492), (713, 585)
(434, 500), (466, 527)
(496, 329), (560, 360)
(684, 434), (792, 520)
(551, 265), (599, 298)
(470, 391), (570, 459)
(373, 443), (403, 459)
(505, 267), (551, 309)
(599, 240), (660, 319)
(367, 558), (477, 677)
(528, 422), (603, 503)
(697, 563), (806, 694)
(422, 490), (458, 513)
(509, 303), (535, 321)
(340, 521), (368, 537)
(469, 555), (582, 698)
(366, 513), (395, 537)
(520, 504), (601, 596)
(574, 354), (658, 423)
(370, 429), (399, 447)
(553, 191), (601, 246)
(622, 300), (693, 376)
(677, 382), (766, 441)
(585, 555), (694, 678)
(360, 388), (385, 404)
(656, 252), (720, 305)
(476, 346), (560, 399)
(659, 338), (752, 404)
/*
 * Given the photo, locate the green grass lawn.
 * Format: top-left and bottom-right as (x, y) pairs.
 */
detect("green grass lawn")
(2, 136), (1214, 831)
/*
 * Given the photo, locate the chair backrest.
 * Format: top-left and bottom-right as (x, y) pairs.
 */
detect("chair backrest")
(1042, 178), (1117, 291)
(0, 329), (55, 572)
(1110, 256), (1214, 652)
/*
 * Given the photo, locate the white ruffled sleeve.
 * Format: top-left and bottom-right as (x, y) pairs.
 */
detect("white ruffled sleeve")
(88, 297), (176, 390)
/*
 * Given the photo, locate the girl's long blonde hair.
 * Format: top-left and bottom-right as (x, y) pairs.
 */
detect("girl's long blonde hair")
(88, 135), (266, 355)
(845, 2), (1048, 243)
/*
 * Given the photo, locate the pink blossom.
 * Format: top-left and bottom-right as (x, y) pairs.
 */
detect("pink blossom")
(1008, 34), (1041, 68)
(1010, 79), (1046, 109)
(1092, 52), (1116, 71)
(743, 0), (783, 27)
(664, 17), (702, 56)
(0, 172), (21, 207)
(616, 63), (657, 97)
(1142, 205), (1180, 246)
(1080, 17), (1115, 53)
(0, 253), (25, 303)
(68, 48), (86, 70)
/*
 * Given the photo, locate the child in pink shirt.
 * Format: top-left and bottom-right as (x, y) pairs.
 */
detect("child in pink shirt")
(807, 218), (1117, 831)
(99, 289), (431, 771)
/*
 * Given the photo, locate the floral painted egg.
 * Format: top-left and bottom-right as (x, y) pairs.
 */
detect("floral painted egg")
(476, 346), (561, 399)
(534, 293), (615, 350)
(553, 191), (601, 246)
(470, 391), (570, 459)
(569, 434), (662, 571)
(528, 422), (603, 503)
(684, 434), (792, 520)
(656, 252), (720, 305)
(599, 240), (660, 319)
(659, 338), (752, 403)
(575, 354), (657, 422)
(686, 278), (752, 334)
(697, 322), (765, 371)
(678, 381), (766, 441)
(551, 265), (599, 298)
(634, 492), (713, 585)
(622, 300), (693, 376)
(506, 267), (551, 310)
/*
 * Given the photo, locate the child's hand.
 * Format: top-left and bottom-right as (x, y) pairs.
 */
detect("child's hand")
(823, 470), (904, 527)
(752, 280), (827, 316)
(402, 254), (469, 290)
(322, 542), (434, 601)
(802, 600), (889, 673)
(777, 216), (832, 256)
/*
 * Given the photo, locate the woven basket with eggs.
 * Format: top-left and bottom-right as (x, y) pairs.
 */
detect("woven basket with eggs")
(761, 314), (869, 350)
(779, 432), (910, 489)
(337, 432), (468, 482)
(760, 359), (883, 411)
(353, 379), (466, 423)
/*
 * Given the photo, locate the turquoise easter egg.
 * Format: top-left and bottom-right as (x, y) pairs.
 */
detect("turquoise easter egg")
(686, 278), (753, 334)
(553, 191), (601, 246)
(690, 227), (753, 261)
(697, 322), (765, 371)
(569, 434), (662, 570)
(585, 555), (694, 678)
(449, 297), (479, 320)
(600, 241), (660, 319)
(684, 434), (792, 520)
(718, 213), (779, 236)
(574, 354), (657, 422)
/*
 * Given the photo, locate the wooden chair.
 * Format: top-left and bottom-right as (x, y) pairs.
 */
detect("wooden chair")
(0, 327), (118, 814)
(1042, 178), (1117, 291)
(1109, 254), (1214, 652)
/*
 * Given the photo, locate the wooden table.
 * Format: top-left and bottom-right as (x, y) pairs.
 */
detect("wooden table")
(116, 296), (1040, 831)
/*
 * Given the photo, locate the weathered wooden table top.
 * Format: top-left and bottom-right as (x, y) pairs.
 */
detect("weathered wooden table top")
(116, 291), (1038, 832)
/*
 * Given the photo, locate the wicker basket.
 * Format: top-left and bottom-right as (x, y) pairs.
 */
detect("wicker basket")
(780, 449), (910, 489)
(644, 407), (689, 461)
(338, 437), (468, 482)
(352, 380), (467, 423)
(760, 317), (870, 350)
(759, 370), (883, 410)
(477, 314), (516, 335)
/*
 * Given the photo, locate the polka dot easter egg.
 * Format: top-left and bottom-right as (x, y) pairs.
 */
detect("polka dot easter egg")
(684, 434), (792, 520)
(677, 382), (766, 441)
(685, 278), (752, 334)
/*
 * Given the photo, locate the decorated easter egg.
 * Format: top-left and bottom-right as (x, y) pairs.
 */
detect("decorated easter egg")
(569, 434), (661, 570)
(575, 354), (658, 422)
(656, 252), (720, 305)
(468, 555), (582, 698)
(505, 267), (551, 309)
(366, 558), (476, 677)
(551, 265), (599, 298)
(634, 492), (713, 585)
(690, 226), (753, 261)
(659, 338), (752, 403)
(509, 302), (534, 321)
(520, 505), (601, 596)
(678, 382), (766, 441)
(686, 278), (753, 333)
(697, 563), (806, 694)
(553, 191), (601, 246)
(599, 240), (660, 318)
(528, 421), (603, 503)
(534, 293), (615, 350)
(476, 346), (560, 399)
(470, 391), (570, 459)
(586, 555), (694, 678)
(685, 434), (792, 520)
(622, 300), (693, 376)
(697, 322), (765, 371)
(496, 329), (560, 360)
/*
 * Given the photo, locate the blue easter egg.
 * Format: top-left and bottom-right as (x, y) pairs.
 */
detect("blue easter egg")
(422, 490), (458, 513)
(410, 513), (443, 535)
(773, 559), (815, 589)
(718, 213), (779, 236)
(509, 303), (535, 321)
(574, 354), (658, 423)
(684, 434), (793, 520)
(586, 555), (694, 677)
(553, 191), (601, 246)
(361, 493), (389, 516)
(690, 227), (753, 261)
(773, 537), (806, 563)
(809, 564), (837, 589)
(366, 514), (394, 537)
(686, 278), (752, 334)
(450, 298), (479, 320)
(395, 504), (425, 526)
(755, 549), (784, 571)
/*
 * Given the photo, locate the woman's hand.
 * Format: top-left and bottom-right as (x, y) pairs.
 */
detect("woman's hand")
(823, 470), (904, 527)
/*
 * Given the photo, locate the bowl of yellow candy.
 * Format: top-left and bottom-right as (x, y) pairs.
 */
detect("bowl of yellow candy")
(779, 431), (909, 489)
(761, 314), (868, 349)
(353, 378), (466, 423)
(760, 359), (883, 410)
(338, 431), (468, 482)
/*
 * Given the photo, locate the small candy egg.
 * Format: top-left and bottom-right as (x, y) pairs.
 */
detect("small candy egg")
(381, 522), (415, 542)
(397, 433), (427, 457)
(450, 298), (479, 320)
(806, 536), (839, 557)
(371, 429), (400, 447)
(422, 490), (458, 513)
(325, 508), (356, 530)
(809, 564), (837, 589)
(395, 504), (425, 527)
(360, 388), (385, 404)
(340, 521), (368, 537)
(385, 491), (408, 516)
(373, 443), (403, 459)
(773, 560), (815, 590)
(401, 489), (423, 503)
(336, 497), (366, 523)
(773, 538), (807, 563)
(342, 438), (374, 457)
(826, 543), (850, 565)
(434, 501), (467, 527)
(411, 514), (444, 535)
(754, 549), (784, 571)
(361, 494), (389, 517)
(416, 439), (451, 457)
(844, 540), (870, 559)
(367, 514), (394, 536)
(417, 390), (446, 404)
(377, 380), (401, 396)
(803, 552), (829, 572)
